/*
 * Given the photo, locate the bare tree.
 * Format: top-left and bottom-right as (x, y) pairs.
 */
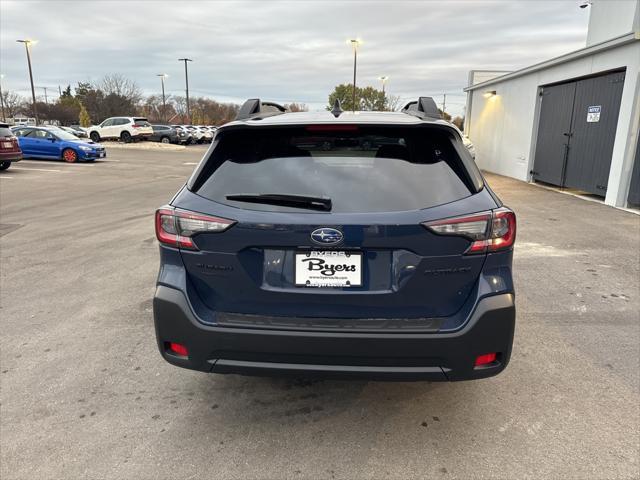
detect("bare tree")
(386, 94), (402, 112)
(99, 73), (142, 104)
(452, 116), (465, 131)
(1, 90), (25, 118)
(171, 95), (187, 122)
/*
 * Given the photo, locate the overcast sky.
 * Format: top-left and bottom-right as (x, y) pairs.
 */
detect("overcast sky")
(1, 0), (590, 116)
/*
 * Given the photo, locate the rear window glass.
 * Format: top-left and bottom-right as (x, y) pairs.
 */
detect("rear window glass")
(133, 118), (150, 126)
(0, 127), (13, 137)
(193, 126), (476, 213)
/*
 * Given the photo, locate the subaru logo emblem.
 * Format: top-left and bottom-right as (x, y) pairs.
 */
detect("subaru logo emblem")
(311, 228), (343, 245)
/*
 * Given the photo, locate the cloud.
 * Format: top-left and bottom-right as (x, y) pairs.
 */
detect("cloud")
(0, 0), (589, 116)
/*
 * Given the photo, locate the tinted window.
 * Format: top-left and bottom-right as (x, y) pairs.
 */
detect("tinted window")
(0, 127), (14, 137)
(133, 118), (150, 126)
(13, 128), (30, 137)
(27, 129), (54, 139)
(193, 126), (476, 213)
(49, 128), (78, 140)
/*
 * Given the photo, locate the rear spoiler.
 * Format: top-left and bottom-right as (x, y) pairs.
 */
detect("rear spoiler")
(401, 97), (442, 120)
(236, 99), (287, 121)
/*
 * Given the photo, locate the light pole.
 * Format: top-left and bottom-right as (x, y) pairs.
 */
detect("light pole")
(157, 73), (168, 123)
(16, 39), (38, 125)
(178, 58), (192, 124)
(378, 76), (388, 110)
(0, 74), (5, 121)
(348, 39), (362, 111)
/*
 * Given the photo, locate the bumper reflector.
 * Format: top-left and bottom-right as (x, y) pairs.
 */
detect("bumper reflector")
(167, 342), (188, 357)
(474, 352), (497, 367)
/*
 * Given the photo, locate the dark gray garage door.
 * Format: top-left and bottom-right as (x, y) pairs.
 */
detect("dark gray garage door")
(532, 70), (625, 196)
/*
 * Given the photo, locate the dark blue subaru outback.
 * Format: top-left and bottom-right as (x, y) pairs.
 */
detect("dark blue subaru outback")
(153, 97), (516, 381)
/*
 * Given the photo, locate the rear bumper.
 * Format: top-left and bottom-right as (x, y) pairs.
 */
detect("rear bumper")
(0, 152), (22, 162)
(153, 286), (516, 381)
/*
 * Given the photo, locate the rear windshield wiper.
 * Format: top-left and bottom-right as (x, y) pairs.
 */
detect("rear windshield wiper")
(225, 193), (332, 211)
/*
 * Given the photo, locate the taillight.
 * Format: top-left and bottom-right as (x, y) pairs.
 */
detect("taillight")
(423, 207), (516, 254)
(155, 206), (235, 250)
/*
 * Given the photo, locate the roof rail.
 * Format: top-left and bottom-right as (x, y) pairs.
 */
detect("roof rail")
(401, 97), (442, 120)
(236, 98), (287, 120)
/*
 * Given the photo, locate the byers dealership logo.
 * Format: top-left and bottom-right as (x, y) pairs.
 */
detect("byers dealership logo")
(311, 228), (343, 245)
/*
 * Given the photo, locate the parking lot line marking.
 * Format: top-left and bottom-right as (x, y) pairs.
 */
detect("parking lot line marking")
(11, 167), (63, 173)
(0, 176), (14, 179)
(15, 160), (61, 165)
(183, 162), (198, 165)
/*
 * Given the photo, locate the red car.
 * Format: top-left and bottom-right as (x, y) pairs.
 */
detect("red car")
(0, 123), (22, 170)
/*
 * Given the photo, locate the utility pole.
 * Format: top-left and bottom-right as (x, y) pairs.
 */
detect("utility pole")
(378, 76), (388, 110)
(157, 74), (168, 123)
(0, 74), (6, 121)
(348, 39), (361, 112)
(58, 85), (62, 97)
(442, 94), (446, 115)
(17, 39), (38, 125)
(178, 58), (192, 123)
(41, 86), (48, 104)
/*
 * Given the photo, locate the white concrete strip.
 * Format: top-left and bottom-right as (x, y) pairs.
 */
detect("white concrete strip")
(14, 160), (60, 165)
(183, 162), (198, 165)
(0, 176), (14, 179)
(11, 167), (63, 173)
(105, 143), (186, 151)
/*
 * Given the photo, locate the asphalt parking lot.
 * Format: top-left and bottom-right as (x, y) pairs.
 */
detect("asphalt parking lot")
(1, 146), (638, 480)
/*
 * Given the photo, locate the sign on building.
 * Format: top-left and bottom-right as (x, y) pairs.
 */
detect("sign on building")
(587, 105), (601, 123)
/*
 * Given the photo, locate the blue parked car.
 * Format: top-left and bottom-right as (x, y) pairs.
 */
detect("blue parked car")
(11, 126), (106, 162)
(153, 98), (517, 381)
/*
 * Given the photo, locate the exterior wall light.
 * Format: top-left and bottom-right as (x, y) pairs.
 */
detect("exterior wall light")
(483, 90), (497, 98)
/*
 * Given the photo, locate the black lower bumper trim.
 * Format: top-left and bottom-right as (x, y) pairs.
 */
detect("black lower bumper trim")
(153, 286), (515, 381)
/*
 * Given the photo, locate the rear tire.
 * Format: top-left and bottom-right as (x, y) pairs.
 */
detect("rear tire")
(0, 161), (11, 171)
(89, 131), (100, 143)
(62, 148), (78, 163)
(160, 136), (170, 144)
(120, 131), (132, 143)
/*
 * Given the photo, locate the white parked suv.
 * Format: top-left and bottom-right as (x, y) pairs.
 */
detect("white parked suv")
(195, 126), (214, 143)
(87, 117), (153, 143)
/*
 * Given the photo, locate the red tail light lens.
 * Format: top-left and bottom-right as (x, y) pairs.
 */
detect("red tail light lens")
(423, 207), (516, 254)
(474, 352), (497, 367)
(488, 208), (516, 252)
(155, 206), (235, 250)
(167, 342), (188, 357)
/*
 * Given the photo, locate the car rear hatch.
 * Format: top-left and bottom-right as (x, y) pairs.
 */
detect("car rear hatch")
(160, 124), (507, 327)
(0, 126), (21, 154)
(133, 118), (153, 135)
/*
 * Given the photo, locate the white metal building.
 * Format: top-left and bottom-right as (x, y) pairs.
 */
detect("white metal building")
(464, 0), (640, 208)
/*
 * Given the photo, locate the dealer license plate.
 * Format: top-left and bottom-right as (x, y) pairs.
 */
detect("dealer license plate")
(294, 251), (362, 287)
